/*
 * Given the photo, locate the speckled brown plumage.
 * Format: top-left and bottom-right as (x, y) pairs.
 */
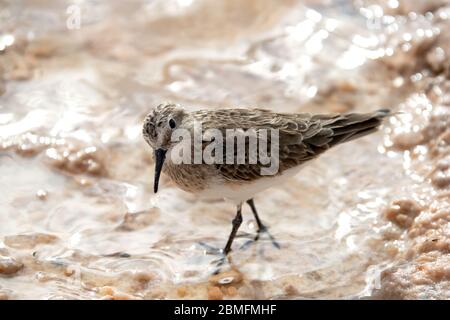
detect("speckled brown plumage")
(142, 103), (391, 258)
(189, 107), (390, 182)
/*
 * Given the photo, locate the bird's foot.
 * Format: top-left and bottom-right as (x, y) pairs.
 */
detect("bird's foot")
(235, 231), (255, 239)
(197, 231), (253, 253)
(197, 242), (234, 274)
(210, 255), (228, 275)
(198, 241), (223, 255)
(240, 225), (281, 251)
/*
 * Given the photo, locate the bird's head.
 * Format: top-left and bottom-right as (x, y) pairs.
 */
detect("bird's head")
(142, 103), (187, 193)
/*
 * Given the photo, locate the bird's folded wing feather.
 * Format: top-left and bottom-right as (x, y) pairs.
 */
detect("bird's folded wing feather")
(192, 108), (389, 182)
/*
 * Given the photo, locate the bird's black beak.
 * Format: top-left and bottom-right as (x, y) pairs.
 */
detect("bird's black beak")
(153, 148), (167, 193)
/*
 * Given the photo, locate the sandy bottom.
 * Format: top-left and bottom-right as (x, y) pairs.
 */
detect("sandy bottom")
(0, 0), (449, 299)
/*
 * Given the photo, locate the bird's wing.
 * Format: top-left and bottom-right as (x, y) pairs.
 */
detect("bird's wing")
(192, 108), (389, 182)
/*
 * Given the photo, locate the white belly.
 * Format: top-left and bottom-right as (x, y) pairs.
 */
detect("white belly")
(198, 165), (304, 204)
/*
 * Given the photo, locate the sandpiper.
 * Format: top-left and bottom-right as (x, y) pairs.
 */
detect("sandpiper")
(142, 103), (390, 259)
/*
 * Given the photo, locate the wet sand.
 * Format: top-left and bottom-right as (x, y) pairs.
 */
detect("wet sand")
(0, 0), (449, 299)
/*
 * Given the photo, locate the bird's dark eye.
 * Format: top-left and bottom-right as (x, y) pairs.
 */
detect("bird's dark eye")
(169, 119), (176, 129)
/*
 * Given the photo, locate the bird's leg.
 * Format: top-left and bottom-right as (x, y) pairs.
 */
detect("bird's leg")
(247, 199), (264, 232)
(199, 203), (244, 256)
(223, 203), (243, 255)
(206, 203), (243, 274)
(243, 198), (280, 249)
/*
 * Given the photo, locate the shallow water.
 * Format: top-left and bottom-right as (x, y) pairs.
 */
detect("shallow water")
(0, 0), (449, 300)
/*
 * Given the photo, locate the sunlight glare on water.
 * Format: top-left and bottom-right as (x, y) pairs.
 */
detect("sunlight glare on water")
(0, 0), (449, 300)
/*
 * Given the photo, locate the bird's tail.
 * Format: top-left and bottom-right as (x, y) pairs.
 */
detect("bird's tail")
(316, 109), (390, 147)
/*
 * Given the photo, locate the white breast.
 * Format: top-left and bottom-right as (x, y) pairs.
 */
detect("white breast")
(198, 165), (304, 204)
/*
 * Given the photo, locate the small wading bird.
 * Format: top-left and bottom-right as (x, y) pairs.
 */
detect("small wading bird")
(143, 103), (390, 266)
